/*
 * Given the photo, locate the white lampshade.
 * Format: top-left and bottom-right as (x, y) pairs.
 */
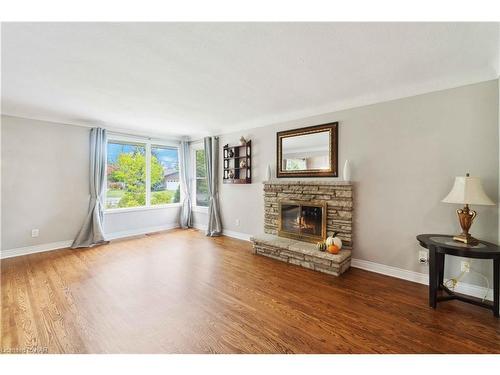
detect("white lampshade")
(442, 175), (495, 205)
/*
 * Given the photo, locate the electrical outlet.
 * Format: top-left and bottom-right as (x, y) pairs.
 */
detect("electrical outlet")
(235, 219), (240, 226)
(461, 261), (470, 273)
(31, 229), (39, 238)
(418, 250), (428, 264)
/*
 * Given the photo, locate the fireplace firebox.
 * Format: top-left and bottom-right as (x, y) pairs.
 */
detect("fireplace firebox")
(278, 200), (327, 243)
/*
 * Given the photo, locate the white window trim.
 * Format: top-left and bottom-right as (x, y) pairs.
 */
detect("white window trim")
(104, 134), (182, 213)
(191, 142), (209, 213)
(105, 203), (182, 215)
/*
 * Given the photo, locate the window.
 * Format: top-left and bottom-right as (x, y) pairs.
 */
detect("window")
(285, 158), (307, 171)
(106, 142), (146, 209)
(151, 146), (180, 205)
(194, 148), (209, 207)
(106, 138), (181, 210)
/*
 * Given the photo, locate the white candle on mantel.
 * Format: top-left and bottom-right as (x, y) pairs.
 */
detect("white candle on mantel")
(265, 164), (272, 182)
(342, 160), (351, 181)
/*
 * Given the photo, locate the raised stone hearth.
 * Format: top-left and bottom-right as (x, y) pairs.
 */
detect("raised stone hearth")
(251, 234), (351, 276)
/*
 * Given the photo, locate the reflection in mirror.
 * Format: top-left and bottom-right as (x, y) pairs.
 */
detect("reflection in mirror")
(281, 131), (330, 171)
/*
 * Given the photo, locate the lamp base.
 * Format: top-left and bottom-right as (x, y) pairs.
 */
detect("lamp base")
(452, 205), (479, 246)
(453, 233), (479, 246)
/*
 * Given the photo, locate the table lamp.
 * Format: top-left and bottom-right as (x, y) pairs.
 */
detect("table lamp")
(442, 173), (495, 245)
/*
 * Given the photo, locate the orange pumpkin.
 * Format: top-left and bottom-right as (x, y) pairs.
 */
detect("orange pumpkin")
(327, 245), (340, 254)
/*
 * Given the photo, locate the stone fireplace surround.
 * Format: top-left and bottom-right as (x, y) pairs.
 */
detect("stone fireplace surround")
(251, 180), (353, 276)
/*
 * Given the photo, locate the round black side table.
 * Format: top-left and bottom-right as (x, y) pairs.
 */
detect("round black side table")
(417, 234), (500, 317)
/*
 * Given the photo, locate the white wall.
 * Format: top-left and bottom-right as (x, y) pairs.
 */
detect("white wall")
(195, 80), (499, 287)
(1, 115), (180, 252)
(104, 207), (180, 239)
(1, 116), (89, 249)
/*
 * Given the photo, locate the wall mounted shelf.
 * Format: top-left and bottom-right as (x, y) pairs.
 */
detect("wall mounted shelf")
(223, 141), (251, 184)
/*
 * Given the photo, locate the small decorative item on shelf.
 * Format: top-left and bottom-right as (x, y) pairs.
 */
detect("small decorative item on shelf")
(239, 136), (247, 145)
(316, 241), (327, 252)
(239, 159), (247, 168)
(228, 149), (235, 158)
(228, 170), (235, 179)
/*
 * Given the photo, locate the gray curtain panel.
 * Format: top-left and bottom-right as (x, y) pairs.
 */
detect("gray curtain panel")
(204, 136), (222, 236)
(179, 139), (192, 228)
(72, 127), (108, 248)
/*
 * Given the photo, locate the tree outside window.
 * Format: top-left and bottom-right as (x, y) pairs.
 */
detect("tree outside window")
(106, 141), (181, 209)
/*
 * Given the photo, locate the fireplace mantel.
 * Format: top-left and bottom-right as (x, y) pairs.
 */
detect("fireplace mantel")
(262, 180), (351, 186)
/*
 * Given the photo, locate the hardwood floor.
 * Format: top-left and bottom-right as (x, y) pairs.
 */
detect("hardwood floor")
(1, 228), (499, 353)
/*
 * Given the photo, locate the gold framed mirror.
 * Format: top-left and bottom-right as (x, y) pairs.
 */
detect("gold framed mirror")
(276, 122), (338, 178)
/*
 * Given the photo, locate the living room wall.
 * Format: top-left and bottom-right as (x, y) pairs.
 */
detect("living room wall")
(1, 115), (181, 253)
(194, 79), (499, 288)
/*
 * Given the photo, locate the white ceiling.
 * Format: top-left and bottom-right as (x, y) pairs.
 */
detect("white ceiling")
(1, 22), (499, 139)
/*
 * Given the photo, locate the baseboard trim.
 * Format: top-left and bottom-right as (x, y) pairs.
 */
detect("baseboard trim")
(191, 223), (252, 242)
(222, 229), (252, 241)
(351, 258), (493, 301)
(105, 223), (179, 241)
(454, 282), (494, 302)
(0, 240), (74, 259)
(192, 223), (207, 232)
(351, 258), (428, 285)
(1, 223), (180, 259)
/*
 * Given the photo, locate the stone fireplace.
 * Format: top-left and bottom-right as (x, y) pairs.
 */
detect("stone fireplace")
(278, 200), (326, 243)
(251, 180), (353, 276)
(264, 180), (353, 248)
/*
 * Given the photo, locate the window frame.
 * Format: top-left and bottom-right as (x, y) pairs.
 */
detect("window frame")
(104, 134), (182, 213)
(191, 142), (209, 212)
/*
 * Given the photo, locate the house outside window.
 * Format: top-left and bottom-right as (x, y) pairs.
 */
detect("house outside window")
(151, 145), (180, 205)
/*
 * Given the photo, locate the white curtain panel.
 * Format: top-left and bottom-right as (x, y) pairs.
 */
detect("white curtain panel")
(204, 136), (222, 236)
(71, 127), (108, 248)
(179, 139), (193, 228)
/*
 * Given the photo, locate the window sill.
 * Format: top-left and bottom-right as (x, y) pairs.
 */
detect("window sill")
(105, 203), (182, 215)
